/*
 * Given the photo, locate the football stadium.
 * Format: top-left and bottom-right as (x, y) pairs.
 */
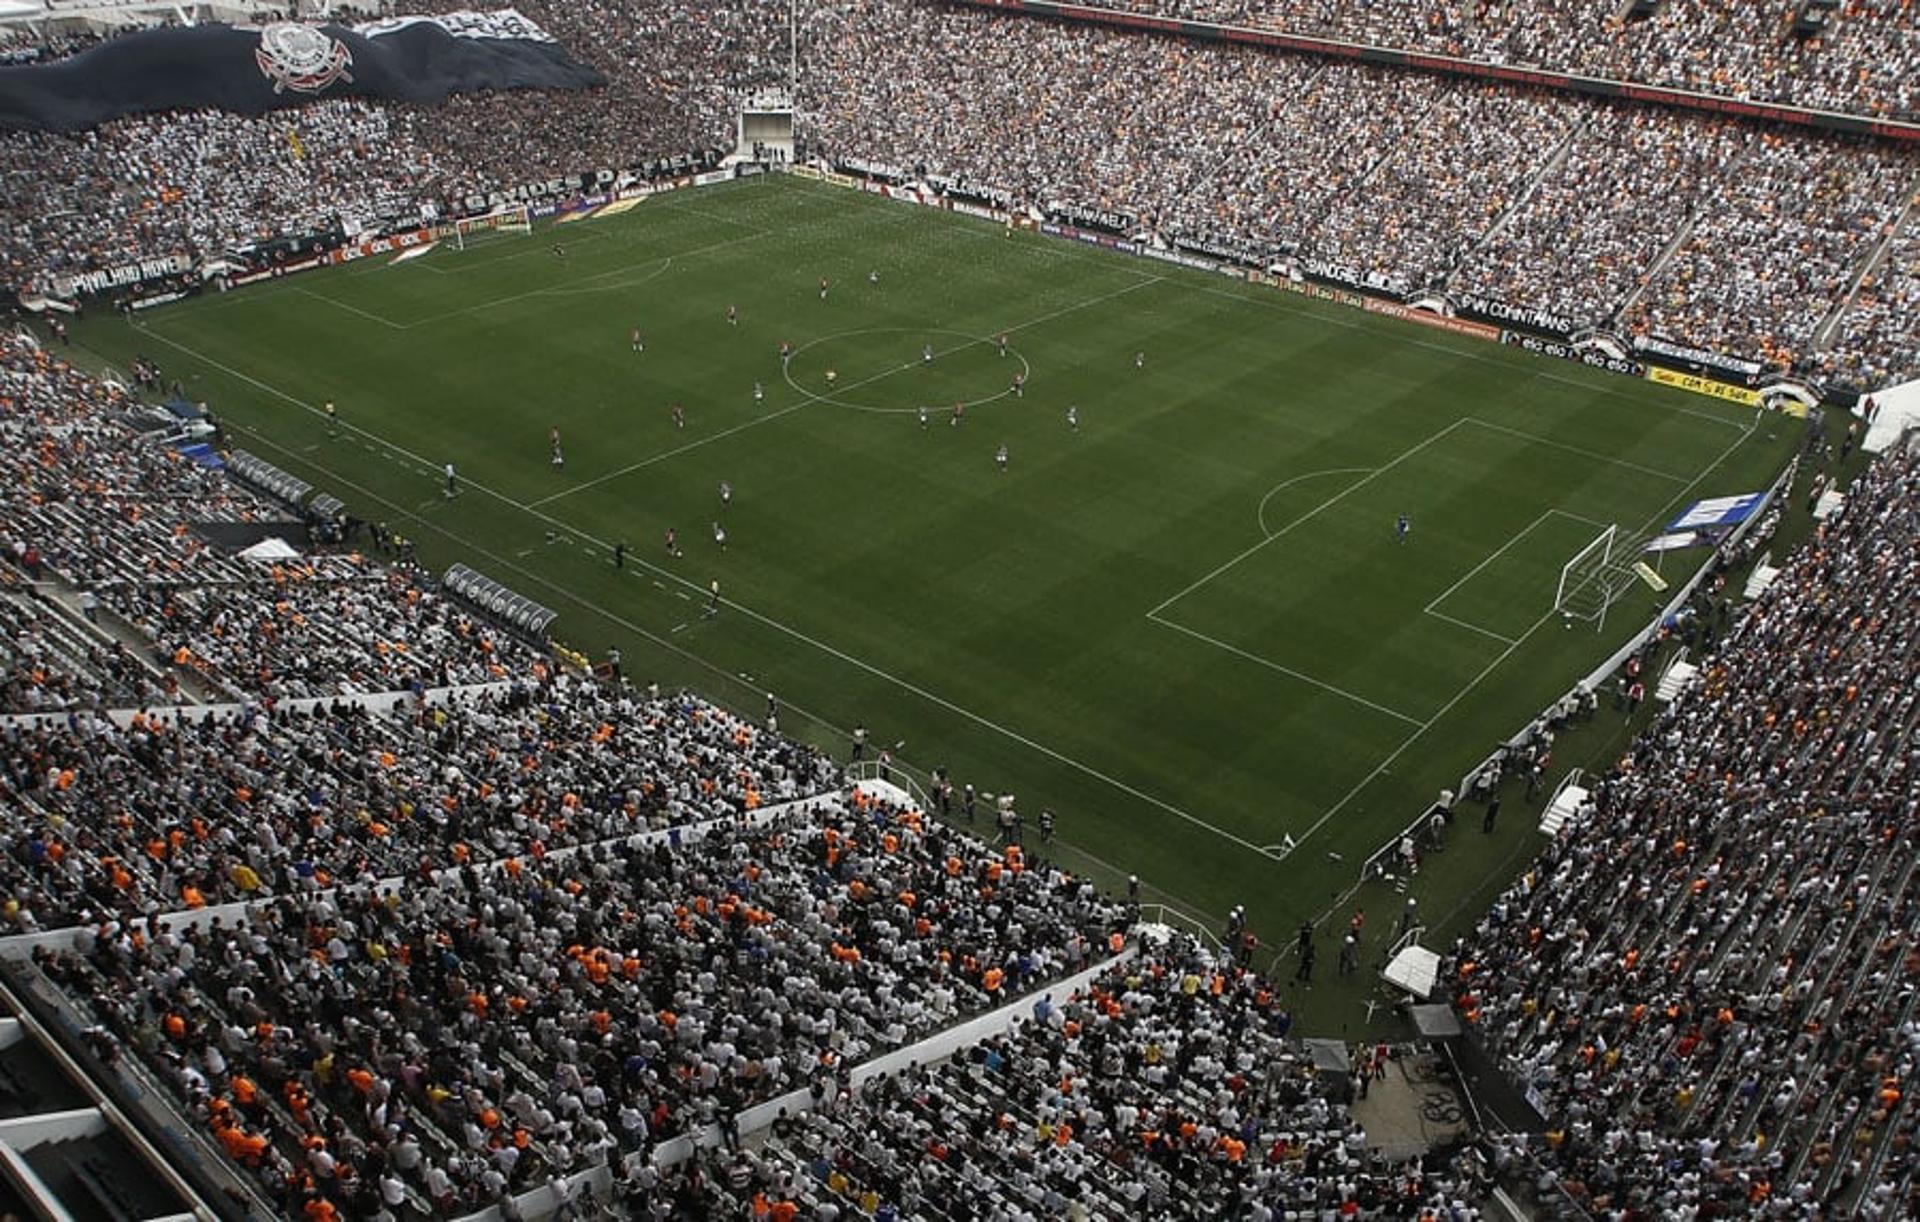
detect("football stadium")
(0, 1), (1915, 1218)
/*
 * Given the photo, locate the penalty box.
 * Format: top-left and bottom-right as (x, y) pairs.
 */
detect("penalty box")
(1153, 420), (1669, 723)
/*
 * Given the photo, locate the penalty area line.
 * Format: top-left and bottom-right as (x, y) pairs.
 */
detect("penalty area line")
(1146, 612), (1426, 727)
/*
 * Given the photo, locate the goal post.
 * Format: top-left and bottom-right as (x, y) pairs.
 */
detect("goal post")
(1554, 523), (1621, 628)
(450, 204), (533, 250)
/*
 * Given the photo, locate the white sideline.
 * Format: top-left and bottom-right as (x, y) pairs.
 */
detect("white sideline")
(132, 316), (1282, 866)
(129, 210), (1768, 874)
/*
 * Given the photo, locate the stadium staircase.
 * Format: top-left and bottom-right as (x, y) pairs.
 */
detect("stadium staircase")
(1742, 549), (1781, 599)
(1535, 769), (1587, 837)
(1611, 138), (1767, 322)
(1654, 647), (1697, 703)
(1445, 113), (1595, 288)
(1812, 186), (1917, 350)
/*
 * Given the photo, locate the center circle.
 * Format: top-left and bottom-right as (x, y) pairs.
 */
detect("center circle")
(781, 327), (1033, 414)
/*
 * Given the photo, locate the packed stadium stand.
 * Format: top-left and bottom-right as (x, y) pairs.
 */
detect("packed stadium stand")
(2, 1), (1919, 1219)
(2, 0), (1915, 388)
(1014, 0), (1920, 121)
(1449, 439), (1920, 1217)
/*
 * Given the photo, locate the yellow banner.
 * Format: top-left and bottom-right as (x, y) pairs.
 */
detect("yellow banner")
(1646, 365), (1762, 407)
(595, 198), (642, 218)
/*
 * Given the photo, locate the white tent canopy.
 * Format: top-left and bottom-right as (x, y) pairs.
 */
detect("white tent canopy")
(1863, 377), (1920, 452)
(237, 537), (300, 561)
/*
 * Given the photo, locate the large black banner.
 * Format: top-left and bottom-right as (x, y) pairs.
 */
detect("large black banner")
(0, 10), (603, 132)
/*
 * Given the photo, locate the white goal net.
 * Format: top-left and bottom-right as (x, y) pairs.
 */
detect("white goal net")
(1554, 523), (1627, 627)
(450, 204), (533, 249)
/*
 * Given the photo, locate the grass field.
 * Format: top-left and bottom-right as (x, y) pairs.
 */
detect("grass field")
(74, 174), (1797, 1026)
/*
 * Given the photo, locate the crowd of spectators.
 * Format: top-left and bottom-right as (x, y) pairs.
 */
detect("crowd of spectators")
(1623, 130), (1918, 373)
(0, 101), (453, 291)
(36, 788), (1128, 1218)
(798, 0), (1920, 387)
(1447, 435), (1920, 1217)
(0, 582), (171, 712)
(1053, 0), (1920, 120)
(0, 303), (1472, 1221)
(0, 667), (835, 931)
(381, 0), (787, 202)
(722, 939), (1485, 1220)
(4, 1), (1918, 385)
(0, 0), (788, 291)
(1453, 106), (1758, 334)
(0, 331), (544, 701)
(1823, 226), (1920, 391)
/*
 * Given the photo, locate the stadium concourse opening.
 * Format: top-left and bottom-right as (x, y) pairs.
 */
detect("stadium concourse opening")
(3, 0), (1917, 1217)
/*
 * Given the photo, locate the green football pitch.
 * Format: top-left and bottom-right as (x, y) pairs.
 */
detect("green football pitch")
(76, 173), (1793, 997)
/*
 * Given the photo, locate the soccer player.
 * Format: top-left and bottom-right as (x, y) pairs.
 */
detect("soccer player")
(443, 462), (457, 498)
(818, 276), (829, 301)
(613, 541), (627, 569)
(918, 406), (929, 431)
(324, 400), (338, 437)
(1067, 405), (1079, 431)
(719, 480), (732, 506)
(922, 342), (934, 365)
(997, 332), (1009, 357)
(867, 269), (879, 285)
(704, 578), (720, 618)
(753, 381), (764, 405)
(1134, 350), (1145, 370)
(670, 403), (685, 429)
(552, 243), (566, 258)
(950, 401), (964, 427)
(996, 443), (1009, 472)
(726, 304), (737, 326)
(712, 521), (727, 550)
(631, 327), (644, 353)
(1011, 372), (1025, 398)
(778, 339), (792, 361)
(825, 368), (838, 386)
(665, 527), (682, 557)
(1396, 513), (1411, 543)
(549, 426), (564, 467)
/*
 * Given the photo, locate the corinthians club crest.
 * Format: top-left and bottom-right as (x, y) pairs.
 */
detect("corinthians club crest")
(256, 23), (353, 94)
